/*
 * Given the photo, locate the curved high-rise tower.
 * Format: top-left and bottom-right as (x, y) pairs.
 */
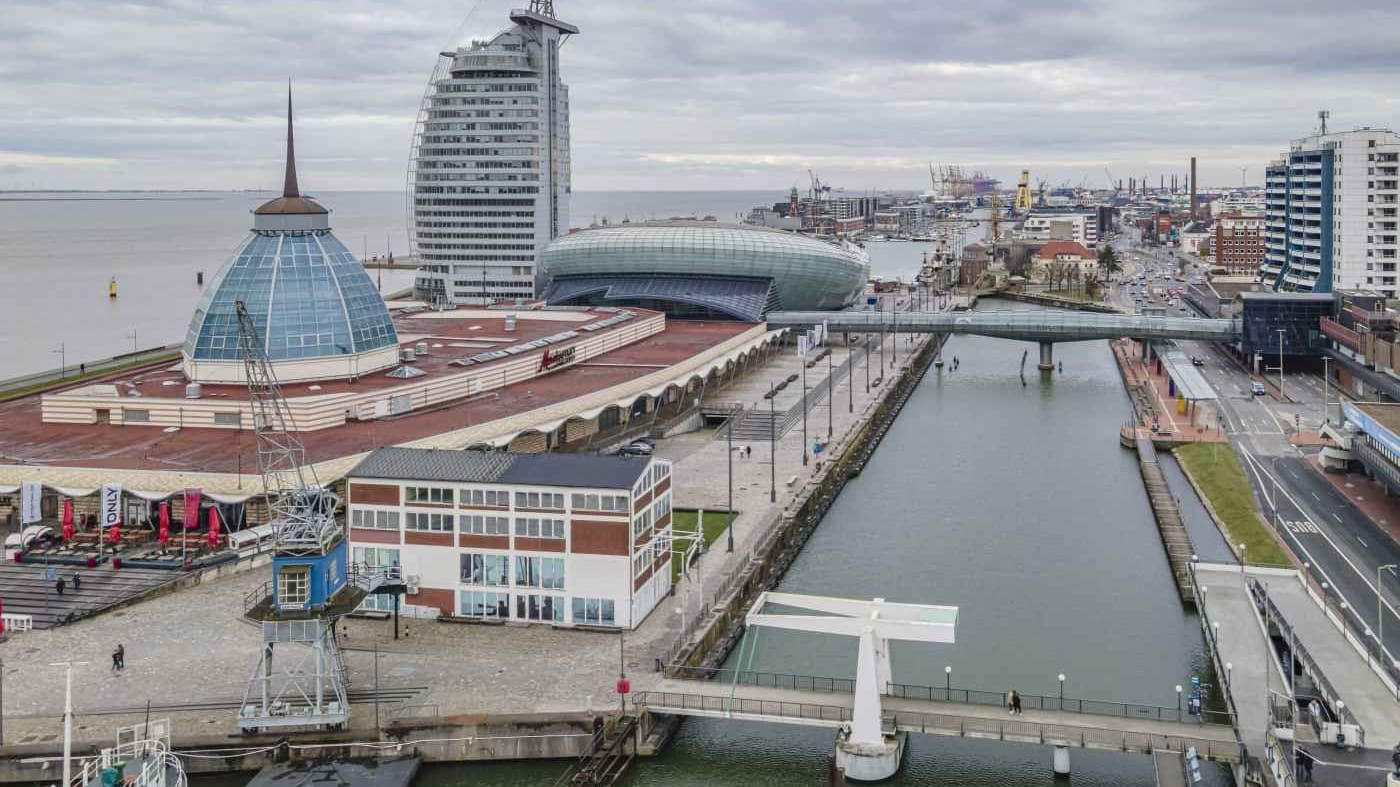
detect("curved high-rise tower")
(409, 0), (578, 306)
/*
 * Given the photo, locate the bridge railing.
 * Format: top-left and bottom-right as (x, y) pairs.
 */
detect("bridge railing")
(634, 690), (1247, 763)
(663, 665), (1234, 726)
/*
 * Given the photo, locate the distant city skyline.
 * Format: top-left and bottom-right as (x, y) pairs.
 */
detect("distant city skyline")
(3, 0), (1399, 192)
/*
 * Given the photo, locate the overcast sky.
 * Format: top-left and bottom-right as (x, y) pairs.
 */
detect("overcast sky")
(3, 0), (1400, 192)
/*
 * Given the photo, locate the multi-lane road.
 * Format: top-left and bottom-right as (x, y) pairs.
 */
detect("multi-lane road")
(1106, 232), (1400, 665)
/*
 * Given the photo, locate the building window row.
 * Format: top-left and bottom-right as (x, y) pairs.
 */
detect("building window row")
(570, 493), (628, 512)
(406, 486), (453, 505)
(515, 517), (565, 539)
(460, 552), (510, 586)
(515, 491), (565, 509)
(515, 555), (565, 589)
(352, 509), (400, 530)
(406, 512), (454, 532)
(462, 514), (511, 535)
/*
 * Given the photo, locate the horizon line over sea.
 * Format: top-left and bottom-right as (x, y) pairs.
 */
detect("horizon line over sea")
(0, 189), (929, 378)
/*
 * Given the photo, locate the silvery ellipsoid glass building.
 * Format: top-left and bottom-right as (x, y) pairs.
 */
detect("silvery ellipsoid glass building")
(409, 0), (578, 306)
(183, 94), (399, 384)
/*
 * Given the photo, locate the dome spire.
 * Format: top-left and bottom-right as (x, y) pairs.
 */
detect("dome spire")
(254, 84), (327, 221)
(283, 82), (300, 199)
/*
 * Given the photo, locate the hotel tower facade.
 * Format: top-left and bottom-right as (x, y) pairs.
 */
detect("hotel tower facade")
(409, 1), (577, 306)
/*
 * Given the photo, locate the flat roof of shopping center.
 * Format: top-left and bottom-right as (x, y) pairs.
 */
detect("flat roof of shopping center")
(0, 306), (768, 496)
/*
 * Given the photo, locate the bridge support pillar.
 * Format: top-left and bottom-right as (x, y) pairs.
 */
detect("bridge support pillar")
(1038, 342), (1054, 372)
(835, 728), (906, 782)
(1052, 745), (1071, 778)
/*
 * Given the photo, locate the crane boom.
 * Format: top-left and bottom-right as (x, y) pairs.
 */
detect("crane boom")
(234, 299), (338, 555)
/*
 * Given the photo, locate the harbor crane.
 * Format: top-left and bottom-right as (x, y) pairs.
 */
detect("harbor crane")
(234, 299), (404, 732)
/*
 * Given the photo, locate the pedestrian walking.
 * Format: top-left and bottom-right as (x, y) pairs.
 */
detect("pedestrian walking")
(55, 578), (64, 596)
(1007, 689), (1015, 715)
(72, 573), (80, 590)
(1012, 690), (1022, 715)
(115, 643), (125, 671)
(111, 645), (121, 672)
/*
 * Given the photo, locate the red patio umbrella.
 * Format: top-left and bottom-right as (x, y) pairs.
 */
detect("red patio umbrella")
(158, 501), (170, 546)
(61, 499), (74, 541)
(108, 521), (121, 545)
(207, 507), (221, 549)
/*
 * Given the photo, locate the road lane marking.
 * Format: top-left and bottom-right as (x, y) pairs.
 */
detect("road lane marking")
(1239, 452), (1399, 632)
(1311, 492), (1320, 501)
(1332, 513), (1342, 522)
(1357, 537), (1367, 548)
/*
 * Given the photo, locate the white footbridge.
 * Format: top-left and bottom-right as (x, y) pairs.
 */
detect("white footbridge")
(641, 592), (1243, 782)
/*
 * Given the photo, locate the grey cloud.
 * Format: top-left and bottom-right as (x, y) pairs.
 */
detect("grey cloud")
(2, 0), (1400, 191)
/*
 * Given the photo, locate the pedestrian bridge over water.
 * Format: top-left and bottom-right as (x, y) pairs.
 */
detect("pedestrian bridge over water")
(767, 310), (1239, 342)
(638, 673), (1243, 762)
(767, 310), (1238, 369)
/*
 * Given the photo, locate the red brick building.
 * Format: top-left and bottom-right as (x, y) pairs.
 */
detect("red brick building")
(1214, 214), (1265, 275)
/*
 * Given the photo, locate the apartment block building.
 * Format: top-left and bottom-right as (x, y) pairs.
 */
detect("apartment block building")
(1261, 127), (1400, 296)
(1214, 214), (1266, 275)
(345, 447), (672, 629)
(1021, 211), (1098, 249)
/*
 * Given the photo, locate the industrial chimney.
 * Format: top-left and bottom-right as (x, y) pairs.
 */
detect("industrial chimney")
(1189, 157), (1198, 222)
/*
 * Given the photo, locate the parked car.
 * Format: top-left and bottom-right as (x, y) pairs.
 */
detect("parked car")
(1252, 382), (1267, 396)
(1191, 356), (1205, 366)
(619, 441), (653, 456)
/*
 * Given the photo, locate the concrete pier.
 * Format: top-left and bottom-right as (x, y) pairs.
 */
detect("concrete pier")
(1134, 435), (1195, 600)
(1038, 341), (1054, 371)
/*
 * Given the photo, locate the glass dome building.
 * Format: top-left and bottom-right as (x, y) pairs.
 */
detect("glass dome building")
(540, 222), (870, 322)
(183, 95), (399, 384)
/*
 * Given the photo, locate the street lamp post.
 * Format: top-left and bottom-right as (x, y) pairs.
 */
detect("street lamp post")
(1058, 673), (1066, 710)
(1322, 356), (1330, 426)
(801, 352), (808, 467)
(726, 407), (735, 553)
(53, 343), (65, 379)
(944, 665), (952, 700)
(1275, 328), (1285, 399)
(1380, 564), (1397, 659)
(864, 334), (870, 393)
(1176, 684), (1183, 722)
(817, 337), (828, 434)
(51, 660), (86, 787)
(846, 332), (853, 414)
(769, 382), (777, 503)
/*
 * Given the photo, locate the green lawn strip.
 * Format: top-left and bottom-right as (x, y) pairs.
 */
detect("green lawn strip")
(1175, 443), (1291, 566)
(671, 509), (736, 581)
(0, 352), (180, 402)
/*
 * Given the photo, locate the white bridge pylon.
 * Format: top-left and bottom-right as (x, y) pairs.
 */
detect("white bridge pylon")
(745, 592), (958, 747)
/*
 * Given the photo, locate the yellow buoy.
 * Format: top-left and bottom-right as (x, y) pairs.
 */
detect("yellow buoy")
(108, 277), (117, 298)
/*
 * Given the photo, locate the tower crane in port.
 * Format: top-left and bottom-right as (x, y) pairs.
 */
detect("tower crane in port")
(1013, 169), (1033, 213)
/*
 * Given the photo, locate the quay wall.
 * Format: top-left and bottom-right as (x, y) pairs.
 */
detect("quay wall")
(0, 714), (596, 782)
(662, 331), (944, 680)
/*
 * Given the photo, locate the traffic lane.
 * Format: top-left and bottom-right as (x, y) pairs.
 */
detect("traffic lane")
(1238, 452), (1400, 660)
(1273, 455), (1400, 600)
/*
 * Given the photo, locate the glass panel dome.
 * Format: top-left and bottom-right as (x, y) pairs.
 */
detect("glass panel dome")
(184, 231), (398, 363)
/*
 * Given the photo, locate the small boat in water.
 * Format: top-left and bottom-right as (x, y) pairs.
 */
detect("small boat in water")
(74, 720), (186, 787)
